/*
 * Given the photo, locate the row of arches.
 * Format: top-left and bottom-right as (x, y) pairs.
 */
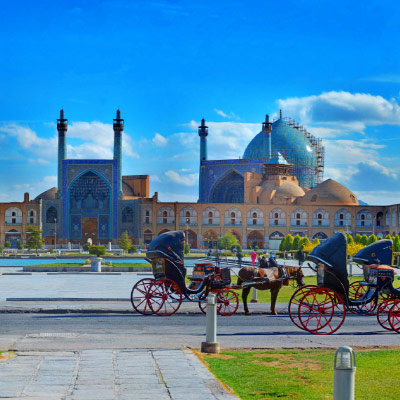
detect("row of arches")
(144, 207), (378, 228)
(143, 228), (329, 249)
(4, 207), (37, 225)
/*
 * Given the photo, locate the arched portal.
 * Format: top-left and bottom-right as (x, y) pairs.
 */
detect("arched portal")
(184, 229), (197, 249)
(68, 170), (111, 241)
(203, 230), (218, 248)
(247, 231), (264, 248)
(210, 170), (244, 203)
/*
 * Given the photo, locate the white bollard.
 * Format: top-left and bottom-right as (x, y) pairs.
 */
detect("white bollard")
(250, 287), (258, 303)
(90, 257), (103, 272)
(334, 346), (356, 400)
(201, 293), (220, 353)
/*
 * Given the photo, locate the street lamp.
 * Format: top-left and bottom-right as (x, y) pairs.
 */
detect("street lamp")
(186, 217), (190, 247)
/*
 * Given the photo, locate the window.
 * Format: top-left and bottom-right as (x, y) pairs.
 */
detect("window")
(208, 211), (213, 224)
(162, 211), (168, 224)
(252, 212), (257, 225)
(12, 218), (16, 224)
(12, 212), (16, 217)
(296, 213), (301, 226)
(230, 212), (235, 225)
(30, 218), (34, 224)
(145, 210), (150, 224)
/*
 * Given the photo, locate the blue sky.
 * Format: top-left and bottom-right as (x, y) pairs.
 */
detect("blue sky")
(1, 0), (400, 205)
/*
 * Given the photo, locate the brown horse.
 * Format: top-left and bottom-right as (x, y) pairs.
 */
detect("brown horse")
(237, 266), (305, 315)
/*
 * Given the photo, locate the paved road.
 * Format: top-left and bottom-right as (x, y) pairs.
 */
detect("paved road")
(1, 312), (399, 352)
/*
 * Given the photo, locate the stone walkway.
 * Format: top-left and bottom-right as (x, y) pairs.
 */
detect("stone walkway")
(0, 349), (237, 400)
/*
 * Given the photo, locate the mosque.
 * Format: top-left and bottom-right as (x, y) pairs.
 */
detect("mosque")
(0, 110), (398, 249)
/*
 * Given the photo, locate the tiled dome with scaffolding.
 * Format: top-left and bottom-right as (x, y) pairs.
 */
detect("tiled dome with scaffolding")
(197, 110), (325, 204)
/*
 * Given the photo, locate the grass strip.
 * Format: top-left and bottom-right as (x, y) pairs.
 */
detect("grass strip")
(199, 348), (400, 400)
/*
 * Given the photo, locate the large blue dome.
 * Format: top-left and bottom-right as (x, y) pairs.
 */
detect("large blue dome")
(243, 118), (319, 188)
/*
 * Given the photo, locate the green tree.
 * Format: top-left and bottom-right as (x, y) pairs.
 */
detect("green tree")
(291, 234), (301, 251)
(300, 236), (311, 248)
(4, 241), (11, 248)
(26, 225), (43, 255)
(354, 234), (362, 244)
(367, 234), (377, 245)
(360, 234), (368, 246)
(285, 234), (294, 251)
(312, 238), (320, 246)
(128, 245), (138, 254)
(393, 235), (400, 253)
(346, 233), (354, 244)
(17, 242), (24, 250)
(0, 245), (4, 254)
(385, 234), (392, 240)
(279, 237), (286, 251)
(218, 231), (238, 250)
(119, 230), (132, 255)
(89, 246), (106, 257)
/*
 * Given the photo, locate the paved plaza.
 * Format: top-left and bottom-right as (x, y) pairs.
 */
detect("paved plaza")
(0, 349), (237, 400)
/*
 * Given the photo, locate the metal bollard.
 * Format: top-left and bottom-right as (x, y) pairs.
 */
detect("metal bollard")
(201, 294), (220, 353)
(333, 346), (356, 400)
(250, 287), (258, 303)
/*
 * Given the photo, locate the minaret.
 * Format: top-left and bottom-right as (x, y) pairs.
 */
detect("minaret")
(198, 118), (208, 202)
(113, 109), (124, 199)
(57, 109), (68, 199)
(262, 114), (272, 162)
(198, 118), (208, 161)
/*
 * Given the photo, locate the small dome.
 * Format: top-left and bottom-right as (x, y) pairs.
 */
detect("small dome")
(34, 187), (58, 201)
(275, 182), (305, 199)
(297, 179), (358, 206)
(259, 182), (276, 203)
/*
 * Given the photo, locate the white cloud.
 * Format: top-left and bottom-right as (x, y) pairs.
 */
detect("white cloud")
(157, 192), (198, 202)
(152, 132), (168, 147)
(165, 170), (198, 186)
(151, 175), (161, 183)
(214, 108), (227, 118)
(278, 91), (400, 133)
(12, 175), (57, 199)
(29, 158), (50, 165)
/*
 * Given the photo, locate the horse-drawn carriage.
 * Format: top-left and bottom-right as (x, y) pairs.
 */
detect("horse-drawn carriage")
(289, 232), (400, 335)
(130, 231), (240, 316)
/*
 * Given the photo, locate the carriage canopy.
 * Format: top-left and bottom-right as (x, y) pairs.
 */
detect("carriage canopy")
(307, 232), (348, 279)
(353, 239), (393, 266)
(146, 230), (185, 263)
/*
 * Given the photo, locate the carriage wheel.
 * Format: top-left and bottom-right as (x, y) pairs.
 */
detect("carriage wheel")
(349, 281), (363, 300)
(216, 289), (239, 316)
(148, 279), (182, 316)
(388, 301), (400, 333)
(298, 288), (346, 335)
(354, 284), (378, 315)
(198, 292), (207, 314)
(377, 299), (398, 331)
(288, 285), (317, 330)
(130, 278), (155, 315)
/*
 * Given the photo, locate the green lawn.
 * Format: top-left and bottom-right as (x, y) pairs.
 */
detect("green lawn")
(199, 349), (400, 400)
(30, 262), (151, 268)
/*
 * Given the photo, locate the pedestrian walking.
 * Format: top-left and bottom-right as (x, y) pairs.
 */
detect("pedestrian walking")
(298, 246), (305, 267)
(251, 250), (257, 266)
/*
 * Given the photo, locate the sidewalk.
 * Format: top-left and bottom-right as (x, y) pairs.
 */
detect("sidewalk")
(0, 299), (287, 314)
(0, 349), (238, 400)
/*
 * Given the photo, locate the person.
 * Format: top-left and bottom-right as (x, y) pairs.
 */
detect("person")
(269, 254), (278, 268)
(257, 255), (262, 266)
(237, 251), (243, 266)
(251, 250), (257, 266)
(298, 246), (305, 267)
(260, 256), (267, 268)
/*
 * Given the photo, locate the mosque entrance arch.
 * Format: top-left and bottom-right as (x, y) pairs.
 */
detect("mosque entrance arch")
(209, 170), (244, 203)
(68, 170), (111, 242)
(247, 231), (264, 249)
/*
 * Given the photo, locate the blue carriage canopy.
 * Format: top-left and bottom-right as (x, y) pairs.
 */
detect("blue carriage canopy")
(146, 230), (185, 263)
(353, 239), (393, 266)
(307, 232), (348, 274)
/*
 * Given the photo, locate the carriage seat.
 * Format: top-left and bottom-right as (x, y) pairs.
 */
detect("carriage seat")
(368, 264), (395, 271)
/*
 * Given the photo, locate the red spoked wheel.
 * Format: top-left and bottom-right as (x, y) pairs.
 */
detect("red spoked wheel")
(148, 279), (182, 316)
(349, 281), (363, 300)
(388, 301), (400, 333)
(130, 278), (155, 315)
(298, 288), (346, 335)
(198, 292), (208, 314)
(288, 285), (317, 330)
(377, 299), (398, 331)
(355, 284), (377, 315)
(216, 289), (239, 316)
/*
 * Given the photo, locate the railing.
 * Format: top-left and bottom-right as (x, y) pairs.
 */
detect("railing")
(156, 218), (175, 225)
(5, 222), (22, 226)
(246, 218), (264, 226)
(269, 222), (286, 227)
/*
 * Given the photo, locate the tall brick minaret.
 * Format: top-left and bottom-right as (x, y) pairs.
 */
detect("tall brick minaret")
(113, 109), (124, 199)
(198, 118), (208, 202)
(57, 109), (68, 199)
(262, 114), (272, 162)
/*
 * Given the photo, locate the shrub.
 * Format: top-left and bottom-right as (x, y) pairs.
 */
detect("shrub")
(89, 245), (106, 257)
(231, 244), (242, 253)
(4, 241), (11, 248)
(128, 245), (138, 253)
(0, 245), (4, 253)
(184, 244), (190, 255)
(83, 243), (90, 252)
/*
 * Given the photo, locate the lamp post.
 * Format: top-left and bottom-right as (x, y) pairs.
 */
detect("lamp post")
(54, 218), (57, 252)
(186, 217), (190, 247)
